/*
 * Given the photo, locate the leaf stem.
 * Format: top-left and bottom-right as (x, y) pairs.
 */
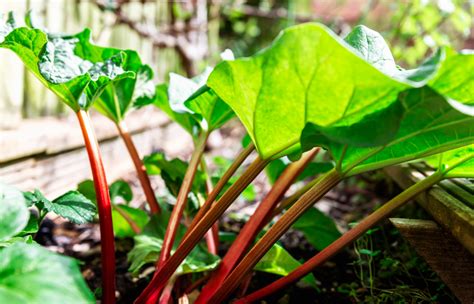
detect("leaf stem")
(156, 131), (209, 267)
(208, 168), (342, 303)
(116, 121), (160, 214)
(235, 170), (444, 303)
(76, 110), (116, 304)
(195, 148), (319, 303)
(188, 142), (255, 231)
(200, 157), (219, 254)
(134, 155), (268, 304)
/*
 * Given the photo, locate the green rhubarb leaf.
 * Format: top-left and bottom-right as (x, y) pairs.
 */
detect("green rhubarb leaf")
(344, 25), (398, 75)
(207, 23), (474, 160)
(184, 85), (235, 131)
(112, 205), (149, 238)
(0, 235), (35, 249)
(128, 213), (219, 276)
(16, 214), (39, 236)
(155, 67), (234, 134)
(94, 51), (156, 122)
(207, 23), (412, 159)
(144, 152), (206, 197)
(109, 179), (133, 205)
(429, 48), (474, 105)
(151, 83), (199, 134)
(255, 243), (318, 288)
(425, 145), (474, 178)
(0, 183), (29, 241)
(0, 15), (134, 111)
(292, 207), (341, 251)
(300, 87), (474, 176)
(76, 179), (147, 237)
(0, 243), (94, 304)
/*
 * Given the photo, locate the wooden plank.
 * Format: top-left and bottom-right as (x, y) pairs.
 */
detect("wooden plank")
(390, 218), (474, 304)
(384, 166), (474, 255)
(0, 109), (168, 163)
(0, 109), (183, 198)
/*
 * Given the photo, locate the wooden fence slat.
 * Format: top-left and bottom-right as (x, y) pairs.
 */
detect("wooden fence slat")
(391, 218), (474, 304)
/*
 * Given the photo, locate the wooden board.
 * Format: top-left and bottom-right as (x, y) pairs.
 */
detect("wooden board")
(391, 218), (474, 304)
(0, 110), (184, 198)
(384, 166), (474, 255)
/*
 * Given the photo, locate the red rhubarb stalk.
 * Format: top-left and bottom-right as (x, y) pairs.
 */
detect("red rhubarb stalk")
(235, 171), (444, 303)
(207, 168), (342, 303)
(195, 149), (319, 303)
(77, 110), (116, 304)
(116, 121), (161, 214)
(134, 156), (268, 304)
(157, 132), (209, 267)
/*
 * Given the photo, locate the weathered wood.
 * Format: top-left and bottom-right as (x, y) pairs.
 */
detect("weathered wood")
(0, 110), (179, 198)
(384, 166), (474, 255)
(390, 218), (474, 304)
(0, 109), (168, 163)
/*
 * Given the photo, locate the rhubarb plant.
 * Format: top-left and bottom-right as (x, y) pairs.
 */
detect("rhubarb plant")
(237, 145), (474, 303)
(2, 10), (474, 304)
(93, 52), (160, 214)
(136, 24), (474, 303)
(0, 13), (138, 303)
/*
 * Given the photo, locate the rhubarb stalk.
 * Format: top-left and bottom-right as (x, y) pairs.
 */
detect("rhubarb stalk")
(116, 121), (160, 214)
(135, 155), (268, 304)
(195, 149), (319, 303)
(77, 110), (116, 304)
(235, 171), (444, 303)
(157, 132), (209, 267)
(207, 168), (342, 303)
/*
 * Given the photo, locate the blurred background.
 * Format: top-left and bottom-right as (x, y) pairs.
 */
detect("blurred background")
(1, 0), (473, 126)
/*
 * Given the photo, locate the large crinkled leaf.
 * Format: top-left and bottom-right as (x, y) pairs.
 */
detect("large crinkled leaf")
(429, 48), (474, 105)
(0, 183), (29, 241)
(128, 213), (219, 276)
(302, 87), (474, 175)
(0, 243), (94, 303)
(0, 15), (134, 111)
(95, 51), (156, 122)
(207, 23), (474, 160)
(23, 189), (97, 224)
(207, 23), (412, 159)
(254, 243), (317, 288)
